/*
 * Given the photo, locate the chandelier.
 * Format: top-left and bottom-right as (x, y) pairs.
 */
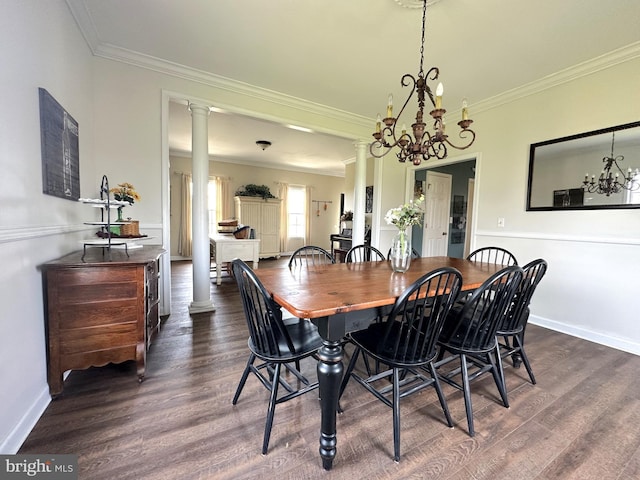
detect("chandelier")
(582, 131), (639, 196)
(370, 0), (475, 165)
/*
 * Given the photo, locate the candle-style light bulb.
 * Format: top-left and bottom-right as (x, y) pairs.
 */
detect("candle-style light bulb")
(401, 123), (407, 135)
(375, 114), (382, 133)
(387, 94), (393, 118)
(461, 98), (469, 120)
(435, 82), (444, 109)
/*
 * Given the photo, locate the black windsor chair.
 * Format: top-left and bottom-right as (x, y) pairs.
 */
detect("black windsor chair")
(339, 267), (463, 461)
(231, 259), (323, 455)
(345, 244), (386, 263)
(288, 245), (335, 267)
(467, 246), (518, 266)
(435, 265), (523, 437)
(495, 258), (548, 389)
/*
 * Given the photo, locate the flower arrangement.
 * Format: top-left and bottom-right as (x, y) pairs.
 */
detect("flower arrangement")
(110, 182), (141, 205)
(385, 195), (424, 231)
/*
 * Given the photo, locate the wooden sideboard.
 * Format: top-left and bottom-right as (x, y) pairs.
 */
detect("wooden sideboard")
(42, 246), (165, 396)
(210, 234), (260, 285)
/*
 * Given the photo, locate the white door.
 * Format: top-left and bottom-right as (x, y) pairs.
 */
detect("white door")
(422, 171), (452, 257)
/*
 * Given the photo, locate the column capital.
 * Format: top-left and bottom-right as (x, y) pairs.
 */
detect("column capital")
(188, 102), (212, 116)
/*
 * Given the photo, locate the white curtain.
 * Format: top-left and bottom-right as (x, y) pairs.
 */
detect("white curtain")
(277, 182), (289, 251)
(305, 185), (313, 243)
(213, 175), (232, 223)
(178, 173), (192, 257)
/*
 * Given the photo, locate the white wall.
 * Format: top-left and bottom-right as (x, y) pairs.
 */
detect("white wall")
(0, 1), (96, 453)
(469, 57), (640, 355)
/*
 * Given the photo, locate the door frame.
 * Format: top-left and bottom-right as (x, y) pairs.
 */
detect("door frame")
(404, 151), (482, 256)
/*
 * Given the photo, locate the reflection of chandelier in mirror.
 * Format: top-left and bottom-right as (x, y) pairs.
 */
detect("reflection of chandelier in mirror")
(582, 131), (640, 196)
(370, 0), (475, 165)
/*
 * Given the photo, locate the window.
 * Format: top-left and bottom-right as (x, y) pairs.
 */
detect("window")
(287, 185), (306, 240)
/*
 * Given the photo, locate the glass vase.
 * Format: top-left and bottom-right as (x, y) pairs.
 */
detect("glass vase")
(390, 228), (412, 273)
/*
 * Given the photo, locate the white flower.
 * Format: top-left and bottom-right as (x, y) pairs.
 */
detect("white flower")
(385, 195), (424, 231)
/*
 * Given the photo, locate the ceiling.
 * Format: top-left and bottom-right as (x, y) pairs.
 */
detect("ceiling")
(66, 0), (640, 176)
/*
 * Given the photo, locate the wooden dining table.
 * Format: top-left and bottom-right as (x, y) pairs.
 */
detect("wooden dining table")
(254, 256), (502, 470)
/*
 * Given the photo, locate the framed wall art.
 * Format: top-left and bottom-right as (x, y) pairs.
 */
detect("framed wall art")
(39, 88), (80, 200)
(365, 185), (373, 213)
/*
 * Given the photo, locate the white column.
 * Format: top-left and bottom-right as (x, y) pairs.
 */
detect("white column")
(352, 140), (368, 247)
(188, 103), (215, 314)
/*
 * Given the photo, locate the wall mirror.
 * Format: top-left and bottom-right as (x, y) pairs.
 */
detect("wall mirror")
(526, 121), (640, 211)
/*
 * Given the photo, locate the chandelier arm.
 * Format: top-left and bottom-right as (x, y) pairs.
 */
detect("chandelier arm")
(398, 73), (420, 126)
(443, 129), (476, 151)
(423, 67), (440, 107)
(610, 155), (630, 179)
(370, 74), (420, 160)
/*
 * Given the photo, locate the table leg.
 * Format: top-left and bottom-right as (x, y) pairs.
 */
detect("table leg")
(216, 263), (222, 286)
(316, 339), (343, 470)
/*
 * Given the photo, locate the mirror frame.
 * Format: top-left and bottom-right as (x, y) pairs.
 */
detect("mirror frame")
(526, 121), (640, 211)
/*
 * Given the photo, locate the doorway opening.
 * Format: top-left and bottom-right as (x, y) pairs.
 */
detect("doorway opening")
(412, 159), (476, 258)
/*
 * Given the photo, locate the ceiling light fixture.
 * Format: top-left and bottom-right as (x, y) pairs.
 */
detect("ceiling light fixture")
(286, 124), (314, 133)
(371, 0), (475, 165)
(582, 131), (639, 196)
(256, 140), (272, 151)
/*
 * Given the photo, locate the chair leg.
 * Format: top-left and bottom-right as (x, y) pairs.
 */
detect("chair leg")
(514, 333), (536, 384)
(232, 353), (255, 405)
(262, 362), (282, 455)
(460, 354), (475, 437)
(338, 346), (361, 413)
(488, 350), (509, 408)
(427, 362), (453, 427)
(392, 368), (401, 462)
(494, 343), (507, 406)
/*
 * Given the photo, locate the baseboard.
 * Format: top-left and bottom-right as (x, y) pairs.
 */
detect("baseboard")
(530, 314), (640, 356)
(0, 386), (51, 454)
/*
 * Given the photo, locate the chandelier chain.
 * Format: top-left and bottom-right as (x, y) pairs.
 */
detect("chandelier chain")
(419, 0), (426, 76)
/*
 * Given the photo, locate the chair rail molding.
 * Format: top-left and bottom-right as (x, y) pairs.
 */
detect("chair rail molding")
(475, 229), (640, 246)
(0, 224), (89, 244)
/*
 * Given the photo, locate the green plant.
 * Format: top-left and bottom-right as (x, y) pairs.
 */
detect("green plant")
(235, 184), (276, 199)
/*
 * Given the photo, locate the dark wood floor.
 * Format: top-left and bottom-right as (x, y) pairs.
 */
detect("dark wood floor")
(21, 259), (640, 479)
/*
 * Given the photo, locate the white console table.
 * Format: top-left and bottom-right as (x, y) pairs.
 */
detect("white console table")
(210, 235), (260, 285)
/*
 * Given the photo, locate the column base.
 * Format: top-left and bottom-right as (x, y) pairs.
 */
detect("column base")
(188, 300), (216, 314)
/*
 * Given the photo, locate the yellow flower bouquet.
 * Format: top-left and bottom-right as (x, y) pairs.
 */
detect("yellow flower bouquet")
(110, 182), (141, 205)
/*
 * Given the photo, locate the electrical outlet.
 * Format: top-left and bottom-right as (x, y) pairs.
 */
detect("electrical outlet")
(497, 217), (505, 228)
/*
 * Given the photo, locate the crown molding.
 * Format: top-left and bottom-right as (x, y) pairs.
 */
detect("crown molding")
(469, 41), (640, 115)
(169, 150), (346, 178)
(93, 42), (373, 134)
